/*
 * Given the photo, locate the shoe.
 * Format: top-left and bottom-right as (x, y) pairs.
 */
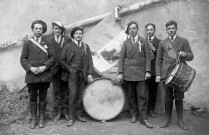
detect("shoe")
(149, 110), (156, 117)
(160, 101), (173, 128)
(160, 120), (170, 128)
(140, 120), (153, 128)
(130, 116), (137, 123)
(76, 116), (86, 122)
(53, 113), (61, 122)
(67, 120), (74, 126)
(63, 109), (69, 120)
(177, 120), (188, 130)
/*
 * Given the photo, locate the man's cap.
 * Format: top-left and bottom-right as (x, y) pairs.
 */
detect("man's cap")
(52, 21), (66, 30)
(70, 26), (84, 38)
(125, 21), (138, 35)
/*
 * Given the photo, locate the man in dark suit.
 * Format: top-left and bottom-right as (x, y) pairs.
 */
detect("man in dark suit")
(156, 20), (194, 130)
(60, 26), (94, 126)
(145, 23), (161, 117)
(46, 21), (72, 122)
(115, 21), (153, 128)
(20, 20), (55, 129)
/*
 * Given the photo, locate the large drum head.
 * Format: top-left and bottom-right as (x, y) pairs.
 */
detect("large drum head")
(83, 78), (125, 121)
(166, 64), (180, 84)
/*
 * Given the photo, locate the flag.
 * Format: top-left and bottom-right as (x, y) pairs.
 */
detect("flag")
(83, 13), (127, 78)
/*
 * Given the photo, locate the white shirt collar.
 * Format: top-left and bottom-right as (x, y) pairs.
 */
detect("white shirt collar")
(72, 39), (82, 46)
(148, 36), (155, 41)
(54, 35), (61, 43)
(34, 36), (42, 43)
(131, 35), (138, 43)
(169, 34), (177, 41)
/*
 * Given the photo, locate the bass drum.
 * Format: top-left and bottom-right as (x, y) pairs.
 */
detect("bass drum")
(83, 78), (125, 121)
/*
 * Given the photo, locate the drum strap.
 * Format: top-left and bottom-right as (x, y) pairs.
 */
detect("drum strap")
(166, 40), (177, 60)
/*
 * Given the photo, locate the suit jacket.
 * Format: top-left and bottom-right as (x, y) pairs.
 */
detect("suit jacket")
(118, 35), (151, 81)
(60, 41), (93, 82)
(147, 36), (160, 76)
(20, 37), (55, 83)
(46, 35), (72, 75)
(155, 36), (194, 80)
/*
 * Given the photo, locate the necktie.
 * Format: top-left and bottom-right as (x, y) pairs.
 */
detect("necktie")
(36, 37), (39, 43)
(132, 37), (135, 44)
(148, 37), (152, 42)
(171, 36), (174, 42)
(56, 35), (59, 43)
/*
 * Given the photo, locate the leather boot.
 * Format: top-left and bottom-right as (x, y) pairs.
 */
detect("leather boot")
(176, 100), (188, 130)
(67, 112), (75, 126)
(76, 114), (86, 122)
(160, 101), (173, 128)
(140, 119), (153, 128)
(38, 102), (46, 128)
(53, 110), (61, 122)
(29, 102), (37, 129)
(63, 108), (69, 120)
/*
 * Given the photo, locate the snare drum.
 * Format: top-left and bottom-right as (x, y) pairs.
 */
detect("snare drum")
(165, 62), (196, 92)
(83, 78), (125, 121)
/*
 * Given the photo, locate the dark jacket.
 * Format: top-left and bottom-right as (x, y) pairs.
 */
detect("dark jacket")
(60, 41), (93, 82)
(118, 35), (151, 81)
(46, 35), (72, 75)
(20, 37), (55, 83)
(155, 36), (194, 80)
(146, 36), (160, 76)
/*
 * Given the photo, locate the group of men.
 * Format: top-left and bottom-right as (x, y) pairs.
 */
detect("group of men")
(115, 20), (193, 130)
(20, 19), (193, 130)
(20, 20), (93, 129)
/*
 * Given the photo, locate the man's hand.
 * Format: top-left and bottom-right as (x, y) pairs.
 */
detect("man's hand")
(87, 74), (94, 83)
(156, 76), (161, 82)
(145, 72), (151, 80)
(37, 66), (47, 74)
(179, 51), (187, 57)
(115, 73), (123, 84)
(30, 67), (39, 74)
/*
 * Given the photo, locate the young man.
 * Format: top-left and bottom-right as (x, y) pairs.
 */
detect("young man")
(115, 21), (153, 128)
(145, 23), (161, 117)
(60, 26), (94, 126)
(20, 20), (55, 129)
(46, 21), (72, 122)
(155, 20), (194, 130)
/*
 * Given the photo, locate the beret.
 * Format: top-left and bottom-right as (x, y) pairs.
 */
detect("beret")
(125, 21), (138, 35)
(71, 26), (84, 38)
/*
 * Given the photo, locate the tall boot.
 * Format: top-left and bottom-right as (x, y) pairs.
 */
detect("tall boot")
(160, 101), (173, 128)
(38, 102), (46, 128)
(30, 102), (37, 129)
(175, 100), (188, 130)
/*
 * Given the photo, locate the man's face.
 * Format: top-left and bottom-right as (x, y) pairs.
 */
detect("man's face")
(128, 24), (138, 37)
(146, 25), (155, 37)
(53, 25), (62, 36)
(32, 24), (43, 37)
(166, 24), (177, 37)
(73, 30), (83, 41)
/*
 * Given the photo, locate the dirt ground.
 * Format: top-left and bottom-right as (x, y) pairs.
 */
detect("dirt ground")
(1, 110), (209, 135)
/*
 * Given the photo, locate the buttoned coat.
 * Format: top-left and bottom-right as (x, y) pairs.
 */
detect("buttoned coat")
(46, 35), (72, 75)
(155, 36), (194, 80)
(60, 41), (93, 82)
(20, 37), (55, 83)
(118, 35), (151, 81)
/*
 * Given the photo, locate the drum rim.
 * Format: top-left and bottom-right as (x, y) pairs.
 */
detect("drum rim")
(82, 77), (125, 121)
